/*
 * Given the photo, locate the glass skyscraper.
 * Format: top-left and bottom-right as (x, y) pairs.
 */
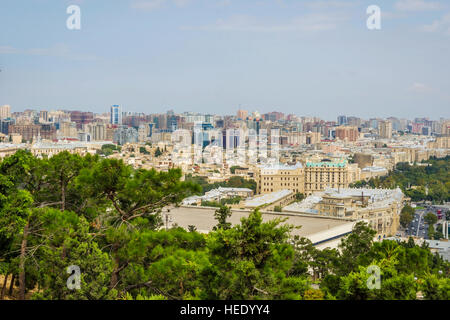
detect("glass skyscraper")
(110, 105), (122, 125)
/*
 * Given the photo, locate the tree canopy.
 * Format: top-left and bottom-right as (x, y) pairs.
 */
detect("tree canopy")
(0, 151), (448, 300)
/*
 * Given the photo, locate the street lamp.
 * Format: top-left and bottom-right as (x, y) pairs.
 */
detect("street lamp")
(164, 209), (172, 231)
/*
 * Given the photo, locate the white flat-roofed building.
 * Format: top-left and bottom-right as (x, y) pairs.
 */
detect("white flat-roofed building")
(31, 140), (113, 157)
(245, 189), (295, 210)
(182, 187), (254, 206)
(284, 187), (405, 238)
(361, 166), (389, 180)
(168, 206), (357, 250)
(0, 143), (27, 158)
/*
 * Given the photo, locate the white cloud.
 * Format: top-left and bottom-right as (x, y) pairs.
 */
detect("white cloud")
(182, 13), (346, 32)
(395, 0), (442, 12)
(131, 0), (167, 10)
(0, 46), (20, 54)
(421, 13), (450, 34)
(0, 43), (97, 61)
(131, 0), (198, 10)
(305, 0), (357, 10)
(410, 82), (435, 94)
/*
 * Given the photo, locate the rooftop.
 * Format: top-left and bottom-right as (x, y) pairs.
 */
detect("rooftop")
(169, 206), (350, 238)
(245, 189), (293, 207)
(285, 187), (404, 213)
(31, 140), (113, 149)
(259, 162), (303, 171)
(306, 159), (348, 168)
(362, 166), (388, 172)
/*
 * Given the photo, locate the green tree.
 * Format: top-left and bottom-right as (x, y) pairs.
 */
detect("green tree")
(295, 193), (305, 202)
(337, 258), (418, 300)
(154, 147), (163, 157)
(213, 206), (232, 231)
(110, 227), (207, 299)
(420, 274), (450, 300)
(31, 208), (116, 300)
(46, 152), (97, 212)
(0, 151), (38, 300)
(424, 212), (437, 226)
(428, 225), (436, 240)
(76, 159), (200, 291)
(99, 144), (121, 157)
(400, 205), (415, 228)
(291, 237), (339, 280)
(199, 209), (308, 299)
(336, 222), (377, 276)
(230, 166), (244, 174)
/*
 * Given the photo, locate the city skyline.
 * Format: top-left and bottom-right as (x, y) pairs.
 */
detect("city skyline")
(2, 104), (448, 123)
(1, 0), (450, 119)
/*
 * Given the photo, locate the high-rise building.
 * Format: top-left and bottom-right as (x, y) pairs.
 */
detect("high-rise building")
(0, 119), (14, 135)
(85, 123), (106, 141)
(369, 118), (379, 130)
(39, 110), (49, 122)
(0, 105), (11, 119)
(337, 115), (347, 126)
(237, 110), (248, 120)
(335, 126), (359, 142)
(9, 124), (56, 142)
(113, 126), (138, 145)
(263, 112), (285, 122)
(70, 111), (94, 129)
(441, 121), (450, 136)
(347, 116), (362, 127)
(378, 120), (393, 139)
(58, 121), (78, 138)
(110, 105), (122, 125)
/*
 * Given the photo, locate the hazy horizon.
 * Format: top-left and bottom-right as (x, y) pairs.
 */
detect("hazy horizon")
(1, 0), (449, 120)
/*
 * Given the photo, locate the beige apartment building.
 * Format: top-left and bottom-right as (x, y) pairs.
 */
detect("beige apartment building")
(85, 122), (106, 141)
(58, 121), (78, 138)
(378, 120), (393, 139)
(335, 126), (359, 142)
(428, 136), (450, 149)
(236, 110), (248, 120)
(391, 146), (450, 164)
(0, 105), (11, 119)
(256, 159), (361, 196)
(441, 121), (450, 136)
(304, 160), (360, 195)
(256, 163), (304, 195)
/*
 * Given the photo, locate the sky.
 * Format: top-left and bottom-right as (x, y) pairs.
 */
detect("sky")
(0, 0), (449, 120)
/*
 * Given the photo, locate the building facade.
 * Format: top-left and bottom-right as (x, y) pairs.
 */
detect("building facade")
(110, 105), (122, 125)
(256, 163), (304, 195)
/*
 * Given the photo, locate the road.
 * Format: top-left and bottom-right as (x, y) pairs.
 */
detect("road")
(415, 211), (424, 237)
(403, 204), (446, 239)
